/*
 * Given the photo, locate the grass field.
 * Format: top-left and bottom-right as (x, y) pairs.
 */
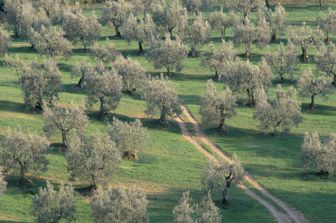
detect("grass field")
(1, 2), (336, 223)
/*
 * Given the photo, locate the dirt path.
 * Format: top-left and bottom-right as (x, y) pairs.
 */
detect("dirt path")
(174, 106), (309, 223)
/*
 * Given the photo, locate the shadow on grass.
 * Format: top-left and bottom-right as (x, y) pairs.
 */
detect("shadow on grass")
(301, 103), (336, 115)
(0, 100), (27, 113)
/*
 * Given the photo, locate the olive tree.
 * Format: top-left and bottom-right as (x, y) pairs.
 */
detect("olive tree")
(301, 132), (336, 177)
(173, 191), (221, 223)
(315, 42), (336, 86)
(289, 24), (323, 63)
(73, 61), (106, 88)
(18, 60), (62, 110)
(121, 13), (156, 54)
(142, 75), (181, 123)
(0, 128), (49, 185)
(91, 44), (122, 64)
(180, 15), (211, 57)
(200, 80), (236, 135)
(162, 0), (188, 39)
(3, 0), (34, 37)
(29, 26), (72, 58)
(0, 27), (11, 56)
(113, 57), (146, 94)
(43, 103), (88, 148)
(100, 0), (134, 37)
(85, 69), (123, 118)
(266, 41), (298, 83)
(201, 41), (237, 79)
(201, 155), (244, 206)
(254, 86), (303, 135)
(62, 11), (101, 51)
(66, 134), (121, 188)
(222, 58), (272, 106)
(317, 8), (336, 43)
(267, 4), (286, 42)
(225, 0), (264, 19)
(108, 118), (148, 160)
(91, 186), (149, 223)
(146, 35), (188, 75)
(208, 11), (239, 40)
(297, 69), (331, 109)
(234, 17), (270, 57)
(32, 182), (76, 223)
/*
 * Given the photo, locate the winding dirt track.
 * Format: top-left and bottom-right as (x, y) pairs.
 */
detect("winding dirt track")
(174, 106), (309, 223)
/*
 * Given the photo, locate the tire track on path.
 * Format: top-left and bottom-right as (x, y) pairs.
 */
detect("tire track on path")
(173, 106), (309, 223)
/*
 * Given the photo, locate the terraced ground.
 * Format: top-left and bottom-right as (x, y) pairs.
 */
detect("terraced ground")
(0, 2), (336, 223)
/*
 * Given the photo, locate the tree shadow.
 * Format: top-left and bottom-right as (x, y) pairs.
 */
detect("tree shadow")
(57, 62), (73, 73)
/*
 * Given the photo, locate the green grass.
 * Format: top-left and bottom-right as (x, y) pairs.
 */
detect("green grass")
(1, 3), (336, 223)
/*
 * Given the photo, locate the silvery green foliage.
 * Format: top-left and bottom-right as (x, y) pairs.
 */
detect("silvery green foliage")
(315, 42), (336, 86)
(195, 193), (221, 223)
(131, 0), (163, 16)
(4, 0), (34, 37)
(173, 191), (221, 223)
(267, 3), (286, 41)
(253, 86), (303, 135)
(121, 13), (155, 54)
(301, 132), (336, 176)
(317, 8), (336, 42)
(161, 0), (188, 38)
(289, 24), (323, 63)
(0, 171), (6, 199)
(233, 18), (257, 57)
(0, 128), (49, 184)
(66, 134), (121, 187)
(200, 80), (236, 134)
(208, 11), (239, 40)
(84, 68), (123, 118)
(179, 15), (211, 57)
(222, 58), (272, 106)
(201, 41), (236, 79)
(108, 118), (148, 160)
(18, 60), (61, 109)
(32, 181), (75, 223)
(201, 155), (244, 206)
(182, 0), (202, 14)
(0, 27), (11, 56)
(91, 186), (149, 223)
(141, 75), (182, 123)
(146, 35), (188, 74)
(73, 61), (106, 88)
(29, 26), (72, 58)
(255, 10), (271, 48)
(62, 11), (100, 51)
(100, 0), (134, 37)
(173, 191), (195, 223)
(113, 57), (146, 93)
(266, 41), (298, 83)
(297, 69), (331, 109)
(43, 102), (88, 148)
(224, 0), (265, 19)
(91, 44), (122, 63)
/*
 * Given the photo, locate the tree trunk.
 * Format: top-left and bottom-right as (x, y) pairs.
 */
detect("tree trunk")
(302, 47), (308, 63)
(77, 74), (84, 88)
(189, 47), (196, 57)
(246, 89), (255, 107)
(169, 28), (174, 40)
(265, 0), (271, 9)
(123, 150), (139, 160)
(138, 41), (144, 55)
(333, 73), (336, 87)
(280, 74), (285, 83)
(271, 32), (277, 42)
(167, 67), (171, 75)
(319, 0), (323, 9)
(245, 44), (251, 58)
(221, 186), (229, 206)
(99, 97), (106, 118)
(20, 167), (25, 186)
(115, 26), (121, 37)
(61, 131), (68, 149)
(159, 111), (166, 124)
(310, 94), (315, 110)
(217, 109), (227, 135)
(221, 27), (226, 40)
(215, 69), (219, 80)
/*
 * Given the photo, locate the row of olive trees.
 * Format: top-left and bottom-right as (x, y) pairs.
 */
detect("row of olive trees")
(31, 181), (150, 223)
